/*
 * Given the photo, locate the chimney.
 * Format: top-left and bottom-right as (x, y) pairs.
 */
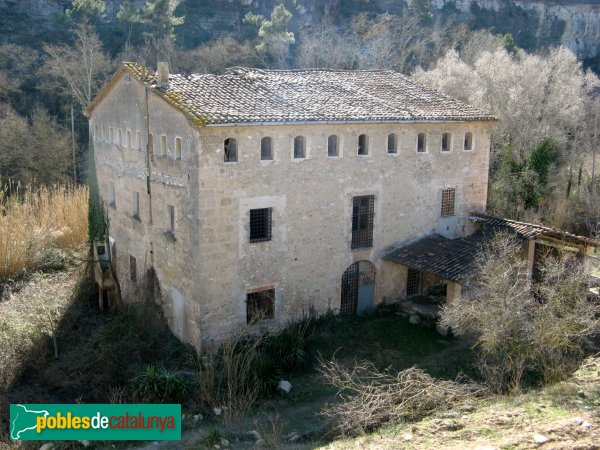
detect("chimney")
(157, 62), (169, 89)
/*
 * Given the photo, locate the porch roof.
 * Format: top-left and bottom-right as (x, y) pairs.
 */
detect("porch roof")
(382, 232), (489, 282)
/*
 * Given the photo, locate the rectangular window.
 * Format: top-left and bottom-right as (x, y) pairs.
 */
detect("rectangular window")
(441, 188), (456, 217)
(246, 288), (275, 323)
(161, 135), (167, 157)
(417, 133), (426, 153)
(351, 195), (374, 249)
(224, 138), (237, 162)
(293, 136), (305, 159)
(261, 137), (272, 160)
(249, 208), (272, 243)
(441, 132), (451, 152)
(406, 268), (422, 297)
(358, 134), (368, 155)
(133, 191), (140, 218)
(168, 204), (175, 234)
(129, 255), (137, 282)
(387, 134), (397, 154)
(109, 181), (116, 208)
(328, 135), (338, 157)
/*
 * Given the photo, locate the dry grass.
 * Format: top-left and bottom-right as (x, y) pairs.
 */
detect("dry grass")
(0, 184), (88, 280)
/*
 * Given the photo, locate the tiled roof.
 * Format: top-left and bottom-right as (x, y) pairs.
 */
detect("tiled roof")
(383, 232), (489, 282)
(87, 62), (497, 126)
(470, 214), (598, 247)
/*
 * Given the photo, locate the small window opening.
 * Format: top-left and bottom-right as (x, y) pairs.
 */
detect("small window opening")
(293, 136), (305, 159)
(249, 208), (272, 243)
(168, 204), (175, 234)
(261, 137), (272, 161)
(126, 129), (132, 148)
(133, 191), (139, 219)
(175, 137), (182, 160)
(358, 134), (369, 155)
(224, 138), (237, 162)
(328, 135), (338, 157)
(387, 133), (397, 154)
(117, 129), (123, 146)
(136, 130), (142, 150)
(148, 133), (154, 154)
(351, 195), (375, 249)
(161, 135), (167, 157)
(441, 132), (451, 152)
(464, 132), (473, 151)
(101, 125), (105, 142)
(109, 181), (116, 208)
(129, 255), (137, 282)
(417, 133), (426, 152)
(441, 188), (456, 217)
(246, 288), (275, 324)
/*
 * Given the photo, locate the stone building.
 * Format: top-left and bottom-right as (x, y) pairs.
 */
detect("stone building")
(87, 62), (497, 349)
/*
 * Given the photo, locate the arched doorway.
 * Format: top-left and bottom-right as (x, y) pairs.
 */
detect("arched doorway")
(340, 260), (376, 315)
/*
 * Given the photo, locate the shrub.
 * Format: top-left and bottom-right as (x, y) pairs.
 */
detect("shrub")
(440, 232), (600, 393)
(262, 315), (315, 372)
(131, 365), (189, 403)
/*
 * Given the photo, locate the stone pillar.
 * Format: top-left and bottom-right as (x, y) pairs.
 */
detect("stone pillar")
(446, 281), (462, 303)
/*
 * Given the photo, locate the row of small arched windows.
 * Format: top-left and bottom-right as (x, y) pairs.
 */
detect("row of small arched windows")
(94, 124), (182, 160)
(223, 132), (474, 162)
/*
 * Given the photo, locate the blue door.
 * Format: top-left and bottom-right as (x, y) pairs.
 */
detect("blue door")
(341, 261), (376, 315)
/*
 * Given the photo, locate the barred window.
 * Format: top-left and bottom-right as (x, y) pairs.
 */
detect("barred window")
(441, 188), (456, 217)
(358, 134), (369, 155)
(441, 132), (451, 152)
(417, 133), (426, 153)
(250, 208), (272, 243)
(293, 136), (305, 159)
(387, 133), (397, 154)
(351, 195), (374, 249)
(464, 132), (473, 151)
(328, 135), (338, 157)
(261, 136), (273, 160)
(224, 138), (237, 162)
(247, 288), (275, 323)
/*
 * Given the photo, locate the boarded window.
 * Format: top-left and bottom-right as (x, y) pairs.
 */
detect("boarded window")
(293, 136), (305, 159)
(168, 204), (175, 233)
(261, 137), (272, 160)
(109, 181), (116, 207)
(464, 132), (473, 151)
(224, 138), (237, 162)
(351, 195), (374, 249)
(129, 255), (137, 282)
(328, 135), (338, 157)
(175, 137), (182, 160)
(417, 133), (426, 152)
(247, 288), (275, 323)
(126, 129), (132, 148)
(441, 132), (451, 152)
(387, 133), (397, 154)
(358, 134), (369, 155)
(441, 188), (456, 217)
(249, 208), (272, 243)
(133, 191), (139, 218)
(136, 130), (142, 150)
(161, 135), (167, 157)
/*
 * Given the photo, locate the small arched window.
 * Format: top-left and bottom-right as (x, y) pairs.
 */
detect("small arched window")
(148, 133), (154, 154)
(224, 138), (237, 162)
(358, 134), (368, 155)
(175, 137), (182, 160)
(328, 135), (338, 157)
(417, 133), (426, 153)
(441, 132), (451, 152)
(464, 132), (473, 151)
(136, 130), (142, 150)
(261, 137), (273, 160)
(127, 130), (132, 148)
(387, 133), (397, 154)
(293, 136), (305, 159)
(161, 135), (167, 157)
(117, 129), (123, 146)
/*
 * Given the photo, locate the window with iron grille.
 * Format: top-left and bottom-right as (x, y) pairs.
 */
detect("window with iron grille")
(261, 136), (273, 160)
(250, 208), (272, 243)
(328, 135), (338, 157)
(441, 188), (456, 217)
(406, 268), (421, 296)
(358, 134), (369, 155)
(293, 136), (305, 158)
(224, 138), (237, 162)
(351, 195), (374, 249)
(247, 288), (275, 323)
(441, 132), (451, 152)
(387, 133), (397, 154)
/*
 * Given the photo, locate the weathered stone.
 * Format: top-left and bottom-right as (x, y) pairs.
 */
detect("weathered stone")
(533, 433), (549, 444)
(277, 379), (292, 394)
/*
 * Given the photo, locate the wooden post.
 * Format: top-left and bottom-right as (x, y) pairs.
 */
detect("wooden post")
(71, 105), (77, 183)
(526, 239), (536, 281)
